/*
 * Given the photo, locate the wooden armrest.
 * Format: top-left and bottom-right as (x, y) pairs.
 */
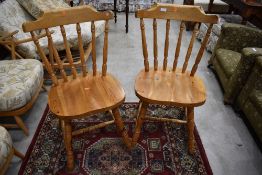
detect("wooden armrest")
(0, 30), (19, 40)
(15, 30), (55, 45)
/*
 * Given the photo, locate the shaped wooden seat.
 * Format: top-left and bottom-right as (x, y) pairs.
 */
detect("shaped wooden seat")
(22, 6), (131, 173)
(135, 68), (206, 107)
(49, 73), (125, 118)
(131, 3), (218, 154)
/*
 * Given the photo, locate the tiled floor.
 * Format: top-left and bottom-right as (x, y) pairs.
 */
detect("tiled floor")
(5, 13), (262, 175)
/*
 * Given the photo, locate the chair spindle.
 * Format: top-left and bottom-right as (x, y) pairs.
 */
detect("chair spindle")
(60, 25), (77, 79)
(163, 19), (170, 71)
(140, 18), (149, 72)
(153, 18), (158, 71)
(173, 21), (185, 72)
(91, 21), (97, 76)
(190, 24), (213, 76)
(76, 23), (87, 77)
(30, 31), (58, 85)
(182, 23), (199, 73)
(45, 29), (68, 82)
(102, 20), (109, 76)
(47, 33), (54, 67)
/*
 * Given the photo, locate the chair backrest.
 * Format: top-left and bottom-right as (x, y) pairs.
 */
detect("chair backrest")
(22, 5), (113, 86)
(136, 3), (218, 76)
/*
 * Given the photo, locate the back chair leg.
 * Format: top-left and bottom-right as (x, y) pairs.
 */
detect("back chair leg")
(187, 107), (195, 154)
(112, 108), (132, 149)
(131, 102), (148, 148)
(14, 116), (29, 136)
(63, 119), (75, 172)
(13, 148), (24, 159)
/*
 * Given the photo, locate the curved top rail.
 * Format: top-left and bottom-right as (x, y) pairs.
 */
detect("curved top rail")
(135, 3), (218, 24)
(23, 5), (113, 32)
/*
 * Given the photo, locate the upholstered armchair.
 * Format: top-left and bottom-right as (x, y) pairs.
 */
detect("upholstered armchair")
(236, 56), (262, 143)
(209, 23), (262, 104)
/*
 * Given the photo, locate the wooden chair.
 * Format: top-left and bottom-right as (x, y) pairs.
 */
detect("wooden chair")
(131, 3), (218, 154)
(22, 5), (131, 172)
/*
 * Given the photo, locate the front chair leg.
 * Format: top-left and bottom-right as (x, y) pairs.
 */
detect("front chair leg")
(187, 107), (195, 154)
(112, 108), (132, 149)
(131, 102), (148, 148)
(63, 119), (75, 172)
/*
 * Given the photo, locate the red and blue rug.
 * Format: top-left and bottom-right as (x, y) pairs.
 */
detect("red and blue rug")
(19, 103), (212, 175)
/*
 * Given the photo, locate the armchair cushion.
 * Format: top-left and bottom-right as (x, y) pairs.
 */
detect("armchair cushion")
(0, 59), (43, 111)
(216, 48), (241, 78)
(250, 90), (262, 115)
(0, 126), (12, 169)
(17, 0), (70, 19)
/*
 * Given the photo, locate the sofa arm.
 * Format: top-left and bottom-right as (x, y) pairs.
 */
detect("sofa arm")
(224, 47), (262, 103)
(215, 23), (262, 53)
(236, 56), (262, 108)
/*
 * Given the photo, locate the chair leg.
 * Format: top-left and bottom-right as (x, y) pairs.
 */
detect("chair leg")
(131, 102), (148, 148)
(13, 148), (24, 159)
(187, 107), (195, 154)
(14, 116), (29, 136)
(112, 108), (132, 149)
(63, 119), (75, 172)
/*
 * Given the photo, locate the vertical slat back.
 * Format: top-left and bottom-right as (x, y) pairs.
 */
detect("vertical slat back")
(135, 3), (218, 74)
(47, 35), (54, 67)
(140, 18), (149, 72)
(45, 29), (68, 82)
(102, 20), (109, 76)
(91, 21), (97, 76)
(153, 18), (158, 71)
(60, 25), (77, 79)
(190, 24), (213, 76)
(163, 19), (170, 71)
(76, 23), (87, 77)
(182, 22), (199, 73)
(30, 31), (58, 85)
(172, 21), (185, 71)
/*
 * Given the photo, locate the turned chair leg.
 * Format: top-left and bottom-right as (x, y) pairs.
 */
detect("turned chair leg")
(131, 102), (148, 148)
(112, 108), (132, 149)
(63, 119), (75, 172)
(13, 148), (24, 159)
(187, 107), (195, 154)
(14, 116), (29, 136)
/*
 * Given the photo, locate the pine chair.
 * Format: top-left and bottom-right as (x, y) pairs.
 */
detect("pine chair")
(131, 3), (218, 154)
(22, 6), (131, 172)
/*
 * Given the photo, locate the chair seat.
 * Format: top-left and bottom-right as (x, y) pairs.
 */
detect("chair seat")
(0, 126), (13, 169)
(48, 73), (125, 118)
(0, 59), (43, 111)
(216, 48), (241, 78)
(135, 68), (206, 107)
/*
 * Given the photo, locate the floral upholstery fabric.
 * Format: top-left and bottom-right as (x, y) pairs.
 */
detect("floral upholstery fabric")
(210, 23), (262, 103)
(0, 126), (12, 170)
(194, 0), (229, 13)
(0, 0), (39, 59)
(39, 21), (105, 55)
(215, 49), (241, 78)
(236, 56), (262, 143)
(196, 14), (254, 53)
(17, 0), (70, 19)
(0, 0), (105, 59)
(0, 59), (43, 111)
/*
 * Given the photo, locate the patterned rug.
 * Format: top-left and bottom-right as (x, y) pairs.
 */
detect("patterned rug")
(19, 103), (212, 175)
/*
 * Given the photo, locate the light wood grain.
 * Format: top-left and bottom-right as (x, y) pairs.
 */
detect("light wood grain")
(132, 3), (217, 153)
(135, 68), (206, 107)
(140, 18), (149, 72)
(23, 6), (131, 172)
(153, 19), (158, 70)
(48, 73), (125, 118)
(173, 21), (185, 71)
